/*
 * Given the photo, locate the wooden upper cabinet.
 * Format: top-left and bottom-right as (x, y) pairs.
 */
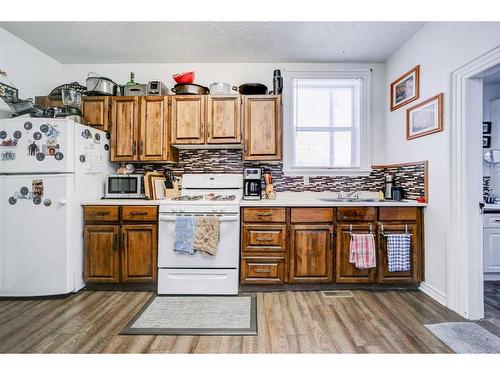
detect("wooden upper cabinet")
(82, 96), (111, 132)
(243, 95), (281, 161)
(207, 95), (241, 144)
(336, 224), (377, 283)
(121, 224), (158, 283)
(111, 97), (139, 161)
(171, 95), (206, 144)
(84, 224), (120, 283)
(289, 224), (333, 283)
(139, 96), (177, 162)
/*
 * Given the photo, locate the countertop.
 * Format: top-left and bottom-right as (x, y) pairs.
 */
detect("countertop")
(484, 203), (500, 212)
(240, 192), (427, 207)
(81, 199), (161, 206)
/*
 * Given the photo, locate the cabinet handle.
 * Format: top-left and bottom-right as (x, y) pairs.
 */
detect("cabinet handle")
(121, 233), (125, 251)
(493, 219), (500, 222)
(95, 211), (110, 216)
(113, 234), (118, 251)
(342, 216), (349, 220)
(254, 269), (272, 273)
(330, 231), (335, 250)
(140, 140), (144, 155)
(256, 212), (272, 217)
(255, 237), (273, 242)
(133, 140), (137, 154)
(130, 211), (148, 216)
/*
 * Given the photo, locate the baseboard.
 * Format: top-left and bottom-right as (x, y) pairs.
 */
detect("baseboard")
(484, 273), (500, 281)
(419, 282), (447, 306)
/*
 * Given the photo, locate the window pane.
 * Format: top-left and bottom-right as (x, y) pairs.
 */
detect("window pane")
(333, 131), (352, 166)
(332, 89), (352, 128)
(294, 131), (330, 167)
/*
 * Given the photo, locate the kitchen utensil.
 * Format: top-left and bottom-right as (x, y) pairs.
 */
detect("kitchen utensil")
(173, 71), (195, 84)
(272, 69), (283, 95)
(123, 84), (147, 96)
(233, 83), (268, 95)
(209, 82), (233, 95)
(391, 186), (404, 201)
(49, 82), (86, 97)
(61, 89), (81, 109)
(171, 83), (209, 95)
(85, 73), (117, 96)
(147, 81), (168, 95)
(384, 175), (394, 199)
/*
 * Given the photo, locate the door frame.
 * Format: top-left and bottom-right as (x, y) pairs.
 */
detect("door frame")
(449, 45), (500, 319)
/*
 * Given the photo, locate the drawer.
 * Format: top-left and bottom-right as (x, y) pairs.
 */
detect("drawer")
(83, 206), (120, 222)
(158, 268), (238, 295)
(242, 224), (286, 252)
(291, 208), (334, 223)
(484, 214), (500, 228)
(243, 208), (286, 223)
(379, 207), (418, 221)
(241, 256), (285, 284)
(337, 207), (376, 221)
(122, 206), (158, 221)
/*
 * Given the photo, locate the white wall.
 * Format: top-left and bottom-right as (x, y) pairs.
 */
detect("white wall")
(62, 62), (386, 163)
(383, 22), (500, 303)
(0, 27), (63, 118)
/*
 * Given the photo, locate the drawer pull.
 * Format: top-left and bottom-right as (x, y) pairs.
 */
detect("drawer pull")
(343, 216), (349, 220)
(95, 211), (110, 216)
(254, 268), (272, 273)
(256, 212), (272, 217)
(130, 211), (148, 216)
(493, 219), (500, 222)
(255, 237), (274, 242)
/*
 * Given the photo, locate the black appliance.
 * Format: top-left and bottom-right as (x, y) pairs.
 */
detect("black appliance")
(243, 167), (262, 200)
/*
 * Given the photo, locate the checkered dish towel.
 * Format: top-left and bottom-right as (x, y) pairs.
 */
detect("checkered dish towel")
(386, 234), (411, 272)
(349, 233), (376, 269)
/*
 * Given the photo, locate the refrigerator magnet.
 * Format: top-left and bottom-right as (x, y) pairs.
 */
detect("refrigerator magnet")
(0, 130), (7, 139)
(20, 186), (29, 196)
(24, 121), (33, 130)
(54, 152), (64, 161)
(81, 129), (91, 139)
(40, 124), (49, 133)
(8, 197), (17, 205)
(36, 152), (45, 161)
(33, 132), (42, 140)
(33, 196), (41, 205)
(32, 179), (44, 198)
(43, 199), (51, 207)
(28, 142), (39, 156)
(13, 131), (22, 139)
(1, 150), (16, 161)
(79, 155), (85, 163)
(104, 144), (109, 151)
(0, 138), (18, 147)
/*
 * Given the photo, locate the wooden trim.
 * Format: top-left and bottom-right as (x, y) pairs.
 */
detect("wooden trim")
(406, 93), (444, 140)
(390, 65), (420, 111)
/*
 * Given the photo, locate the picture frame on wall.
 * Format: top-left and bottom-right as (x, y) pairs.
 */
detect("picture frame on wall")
(483, 136), (492, 148)
(483, 121), (492, 134)
(406, 93), (444, 140)
(390, 65), (420, 111)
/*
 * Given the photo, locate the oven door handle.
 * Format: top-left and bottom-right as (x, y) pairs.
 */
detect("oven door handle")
(159, 214), (239, 222)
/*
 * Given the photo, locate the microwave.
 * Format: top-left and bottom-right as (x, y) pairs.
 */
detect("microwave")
(105, 174), (145, 199)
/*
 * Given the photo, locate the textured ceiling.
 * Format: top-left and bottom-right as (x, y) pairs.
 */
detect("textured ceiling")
(0, 22), (424, 64)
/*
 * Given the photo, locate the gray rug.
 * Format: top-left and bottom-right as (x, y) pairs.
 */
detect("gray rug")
(425, 322), (500, 353)
(121, 295), (257, 336)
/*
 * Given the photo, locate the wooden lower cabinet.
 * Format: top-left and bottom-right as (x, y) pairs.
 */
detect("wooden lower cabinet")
(289, 225), (333, 283)
(121, 224), (157, 282)
(241, 255), (286, 284)
(83, 205), (158, 284)
(335, 224), (377, 283)
(84, 225), (120, 283)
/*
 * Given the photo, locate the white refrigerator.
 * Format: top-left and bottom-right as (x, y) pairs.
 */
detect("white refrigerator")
(0, 118), (115, 296)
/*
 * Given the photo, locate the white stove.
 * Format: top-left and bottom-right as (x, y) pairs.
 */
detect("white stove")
(158, 174), (243, 295)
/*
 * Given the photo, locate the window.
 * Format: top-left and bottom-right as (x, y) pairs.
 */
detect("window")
(283, 70), (372, 175)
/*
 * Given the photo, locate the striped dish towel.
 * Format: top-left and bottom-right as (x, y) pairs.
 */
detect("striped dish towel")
(349, 233), (376, 269)
(386, 234), (411, 272)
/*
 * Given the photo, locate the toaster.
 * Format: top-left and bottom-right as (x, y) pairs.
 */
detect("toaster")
(123, 84), (147, 96)
(147, 81), (168, 95)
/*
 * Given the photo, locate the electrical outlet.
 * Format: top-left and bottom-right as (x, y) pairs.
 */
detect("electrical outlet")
(303, 176), (310, 185)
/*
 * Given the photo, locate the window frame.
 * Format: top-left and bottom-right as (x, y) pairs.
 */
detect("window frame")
(282, 69), (373, 176)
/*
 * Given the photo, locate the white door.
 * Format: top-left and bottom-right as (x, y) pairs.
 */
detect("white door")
(0, 174), (75, 296)
(484, 228), (500, 274)
(0, 118), (74, 174)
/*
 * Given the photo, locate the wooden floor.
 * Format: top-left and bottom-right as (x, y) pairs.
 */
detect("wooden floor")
(0, 289), (464, 353)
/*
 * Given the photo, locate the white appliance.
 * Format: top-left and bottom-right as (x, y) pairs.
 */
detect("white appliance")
(484, 212), (500, 280)
(0, 118), (114, 297)
(158, 174), (243, 295)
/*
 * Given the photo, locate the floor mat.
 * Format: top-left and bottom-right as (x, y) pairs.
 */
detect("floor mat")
(121, 295), (257, 336)
(425, 322), (500, 353)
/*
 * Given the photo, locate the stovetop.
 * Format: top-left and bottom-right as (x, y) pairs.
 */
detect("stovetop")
(170, 194), (237, 202)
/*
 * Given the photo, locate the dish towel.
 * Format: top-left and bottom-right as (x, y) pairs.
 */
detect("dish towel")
(386, 234), (411, 272)
(174, 216), (195, 255)
(193, 216), (220, 256)
(349, 233), (376, 269)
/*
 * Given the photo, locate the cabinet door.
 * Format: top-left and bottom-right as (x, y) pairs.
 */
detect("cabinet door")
(377, 223), (421, 283)
(139, 96), (177, 162)
(243, 95), (281, 161)
(84, 224), (120, 283)
(484, 228), (500, 273)
(171, 95), (206, 144)
(121, 224), (158, 282)
(82, 96), (110, 132)
(207, 95), (241, 144)
(335, 224), (377, 283)
(289, 224), (333, 283)
(111, 97), (139, 161)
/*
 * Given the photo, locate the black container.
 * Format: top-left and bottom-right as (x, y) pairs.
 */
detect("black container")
(273, 69), (283, 95)
(391, 186), (404, 201)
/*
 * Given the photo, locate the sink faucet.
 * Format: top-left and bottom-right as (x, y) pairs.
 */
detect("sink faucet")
(338, 191), (360, 199)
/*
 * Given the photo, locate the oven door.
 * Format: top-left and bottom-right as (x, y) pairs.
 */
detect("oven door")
(158, 213), (240, 268)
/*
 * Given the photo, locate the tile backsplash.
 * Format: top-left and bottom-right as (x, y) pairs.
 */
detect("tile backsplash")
(133, 149), (427, 200)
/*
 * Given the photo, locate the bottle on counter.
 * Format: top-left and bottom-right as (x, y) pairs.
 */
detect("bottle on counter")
(384, 175), (394, 200)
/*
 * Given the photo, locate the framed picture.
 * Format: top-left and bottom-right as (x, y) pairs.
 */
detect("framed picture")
(390, 65), (420, 111)
(144, 171), (165, 200)
(483, 121), (492, 134)
(406, 93), (444, 140)
(483, 136), (492, 148)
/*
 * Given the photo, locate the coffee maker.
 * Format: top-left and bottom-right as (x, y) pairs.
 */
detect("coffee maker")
(243, 167), (263, 200)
